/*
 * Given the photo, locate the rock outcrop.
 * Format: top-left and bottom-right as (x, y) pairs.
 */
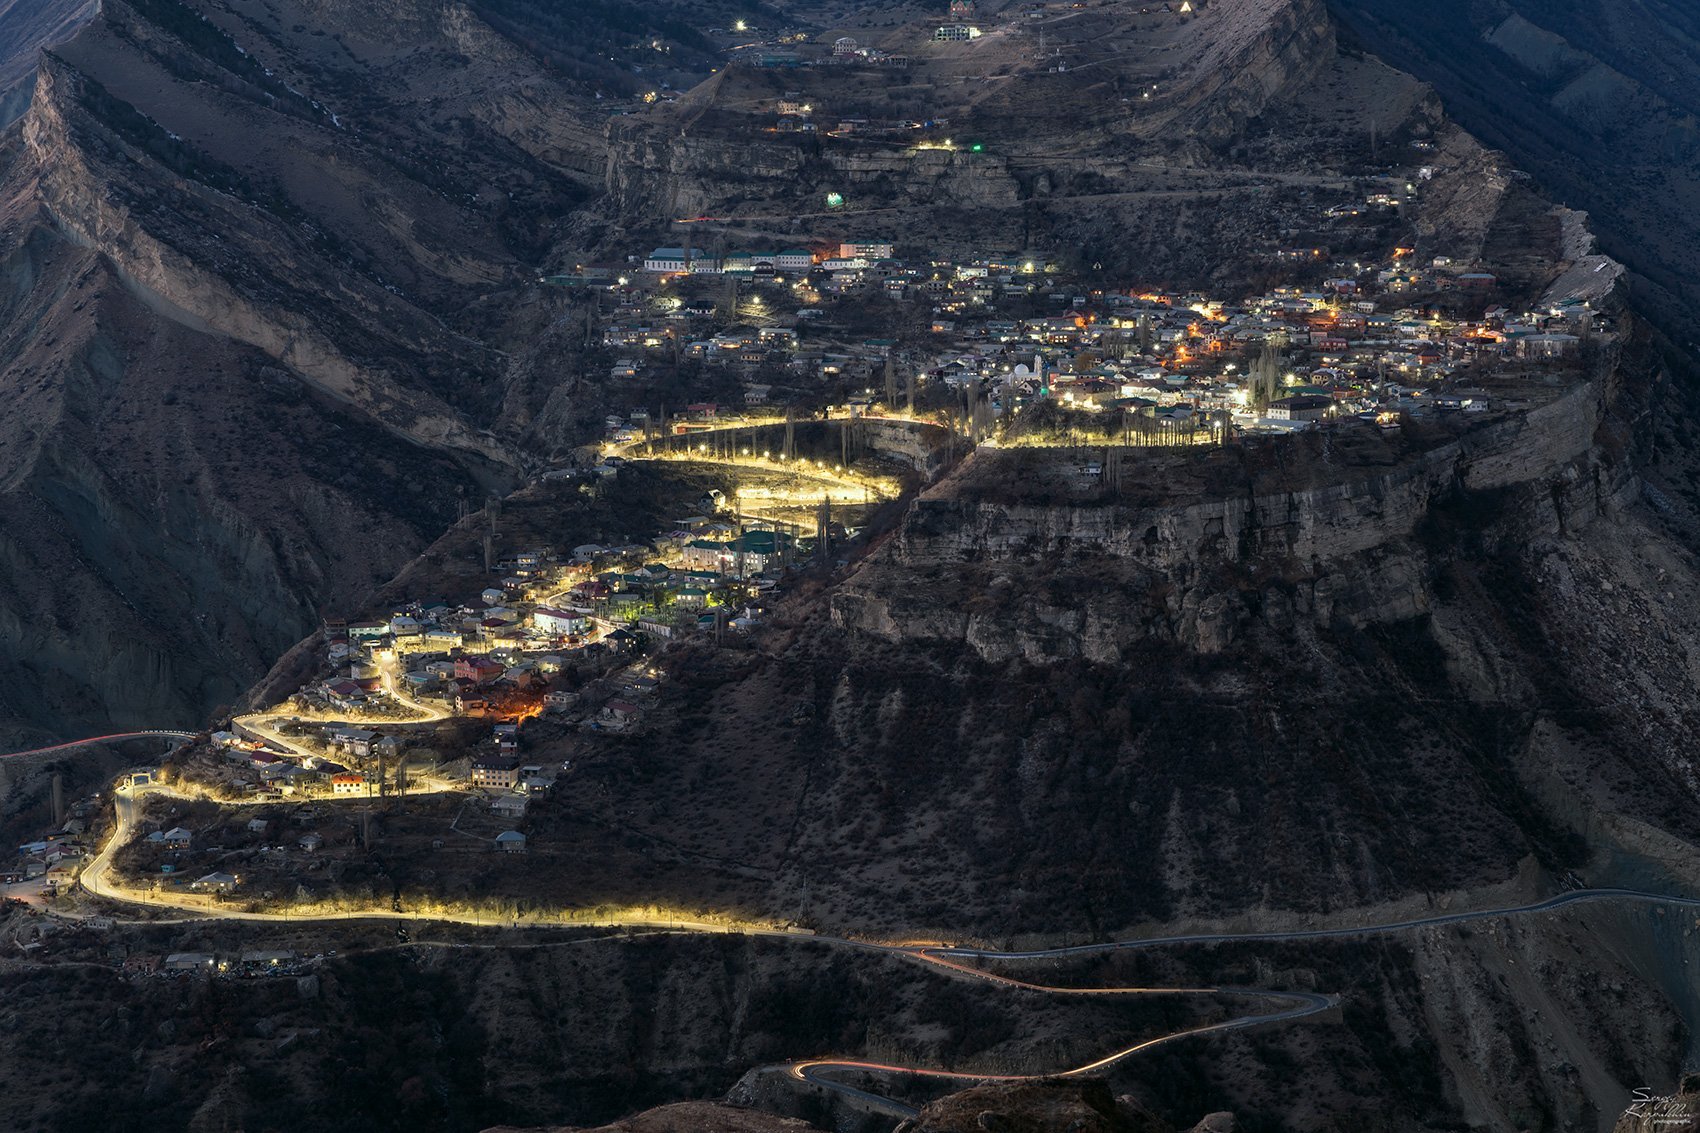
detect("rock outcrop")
(0, 0), (611, 739)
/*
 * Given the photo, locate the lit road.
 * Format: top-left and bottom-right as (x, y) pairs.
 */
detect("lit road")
(613, 411), (943, 470)
(59, 745), (1700, 1117)
(228, 649), (452, 759)
(1, 731), (195, 759)
(64, 776), (1700, 1119)
(779, 885), (1700, 1115)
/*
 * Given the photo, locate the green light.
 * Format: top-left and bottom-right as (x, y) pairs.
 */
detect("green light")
(825, 192), (845, 208)
(971, 143), (984, 153)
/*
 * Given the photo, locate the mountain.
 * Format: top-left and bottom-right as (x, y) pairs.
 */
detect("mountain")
(1328, 0), (1700, 351)
(0, 0), (623, 745)
(4, 0), (1700, 1131)
(0, 0), (96, 127)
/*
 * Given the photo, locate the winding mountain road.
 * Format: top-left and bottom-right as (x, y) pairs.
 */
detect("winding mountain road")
(1, 731), (195, 759)
(43, 733), (1700, 1119)
(783, 886), (1700, 1115)
(69, 776), (1700, 1118)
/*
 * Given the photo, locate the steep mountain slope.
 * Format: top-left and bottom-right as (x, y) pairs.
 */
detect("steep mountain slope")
(0, 0), (95, 127)
(1328, 0), (1700, 349)
(584, 0), (1361, 272)
(0, 0), (624, 744)
(7, 2), (1700, 1127)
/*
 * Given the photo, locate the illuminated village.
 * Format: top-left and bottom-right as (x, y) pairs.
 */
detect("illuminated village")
(6, 0), (1686, 1128)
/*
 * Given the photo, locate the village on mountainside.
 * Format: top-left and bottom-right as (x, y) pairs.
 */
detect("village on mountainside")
(9, 164), (1610, 913)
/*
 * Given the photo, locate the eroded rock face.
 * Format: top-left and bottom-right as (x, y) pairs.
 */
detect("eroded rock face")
(593, 0), (1338, 261)
(833, 366), (1620, 662)
(0, 0), (616, 737)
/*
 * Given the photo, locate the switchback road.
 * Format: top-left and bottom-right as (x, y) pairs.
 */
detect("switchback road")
(68, 780), (1700, 1120)
(60, 759), (1700, 1120)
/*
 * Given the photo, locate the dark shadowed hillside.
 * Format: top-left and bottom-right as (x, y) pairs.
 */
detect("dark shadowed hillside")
(1329, 0), (1700, 350)
(0, 0), (95, 126)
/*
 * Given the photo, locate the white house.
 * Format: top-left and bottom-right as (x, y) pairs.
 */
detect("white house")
(838, 241), (894, 260)
(644, 247), (687, 274)
(532, 607), (589, 635)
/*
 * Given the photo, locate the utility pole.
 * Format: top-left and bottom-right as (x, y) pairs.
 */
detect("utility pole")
(484, 494), (501, 572)
(817, 496), (832, 566)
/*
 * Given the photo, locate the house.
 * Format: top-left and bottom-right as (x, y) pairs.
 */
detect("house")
(492, 793), (528, 818)
(160, 827), (193, 849)
(1518, 332), (1581, 360)
(643, 247), (686, 274)
(240, 950), (296, 972)
(164, 953), (217, 972)
(471, 757), (519, 790)
(1268, 395), (1333, 422)
(532, 607), (589, 636)
(192, 872), (238, 894)
(299, 832), (325, 852)
(455, 656), (506, 684)
(331, 773), (366, 797)
(495, 830), (527, 854)
(331, 728), (377, 759)
(643, 248), (717, 275)
(838, 242), (894, 260)
(604, 699), (640, 722)
(323, 679), (366, 710)
(246, 818), (270, 835)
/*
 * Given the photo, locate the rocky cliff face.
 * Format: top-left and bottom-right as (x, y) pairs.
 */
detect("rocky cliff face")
(590, 0), (1343, 263)
(0, 0), (618, 742)
(1330, 0), (1700, 347)
(834, 369), (1619, 661)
